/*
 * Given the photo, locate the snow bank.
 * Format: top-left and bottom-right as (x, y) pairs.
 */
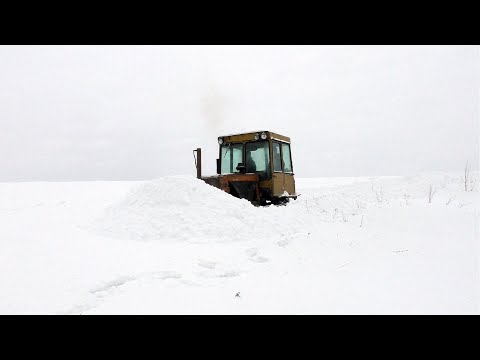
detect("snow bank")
(92, 176), (299, 243)
(92, 172), (479, 244)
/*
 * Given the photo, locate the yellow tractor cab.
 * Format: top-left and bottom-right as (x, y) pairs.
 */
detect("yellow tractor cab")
(194, 131), (299, 205)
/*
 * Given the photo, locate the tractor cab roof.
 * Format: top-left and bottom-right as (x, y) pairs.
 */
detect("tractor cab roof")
(219, 131), (290, 144)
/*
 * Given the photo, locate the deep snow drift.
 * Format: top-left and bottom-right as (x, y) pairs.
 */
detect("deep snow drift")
(0, 173), (478, 314)
(91, 176), (302, 243)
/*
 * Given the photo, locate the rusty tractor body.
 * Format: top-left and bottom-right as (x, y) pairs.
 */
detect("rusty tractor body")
(194, 131), (298, 205)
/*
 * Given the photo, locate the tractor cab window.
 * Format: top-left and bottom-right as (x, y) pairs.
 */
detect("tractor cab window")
(272, 142), (282, 172)
(281, 143), (293, 173)
(220, 143), (243, 174)
(245, 141), (271, 180)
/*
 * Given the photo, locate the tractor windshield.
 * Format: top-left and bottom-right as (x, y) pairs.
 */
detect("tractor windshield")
(220, 141), (271, 180)
(245, 141), (271, 180)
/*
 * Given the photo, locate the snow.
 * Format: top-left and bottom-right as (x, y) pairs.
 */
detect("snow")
(91, 176), (300, 243)
(0, 173), (478, 314)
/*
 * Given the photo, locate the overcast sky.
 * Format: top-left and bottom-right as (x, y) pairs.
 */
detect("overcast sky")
(0, 45), (478, 181)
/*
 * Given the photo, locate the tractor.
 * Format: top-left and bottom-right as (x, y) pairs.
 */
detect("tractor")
(193, 131), (298, 206)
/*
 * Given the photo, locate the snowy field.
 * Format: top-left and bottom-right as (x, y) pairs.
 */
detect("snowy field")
(0, 173), (478, 314)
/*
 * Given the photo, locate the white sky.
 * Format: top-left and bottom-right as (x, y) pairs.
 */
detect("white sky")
(0, 45), (478, 181)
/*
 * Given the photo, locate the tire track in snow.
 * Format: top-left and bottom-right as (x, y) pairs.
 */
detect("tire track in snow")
(61, 271), (182, 315)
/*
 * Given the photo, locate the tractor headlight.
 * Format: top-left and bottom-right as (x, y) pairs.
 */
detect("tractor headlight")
(254, 133), (260, 140)
(218, 137), (224, 145)
(260, 132), (267, 140)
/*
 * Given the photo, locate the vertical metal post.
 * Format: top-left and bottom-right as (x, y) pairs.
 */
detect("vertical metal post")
(196, 148), (202, 179)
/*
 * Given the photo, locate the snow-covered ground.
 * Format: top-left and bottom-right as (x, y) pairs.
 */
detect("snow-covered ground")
(0, 173), (478, 314)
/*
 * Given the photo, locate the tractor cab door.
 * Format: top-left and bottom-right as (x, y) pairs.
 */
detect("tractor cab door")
(272, 142), (285, 196)
(281, 142), (295, 195)
(272, 141), (295, 197)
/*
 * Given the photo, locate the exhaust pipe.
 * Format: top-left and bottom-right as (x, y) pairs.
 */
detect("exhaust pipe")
(193, 148), (202, 179)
